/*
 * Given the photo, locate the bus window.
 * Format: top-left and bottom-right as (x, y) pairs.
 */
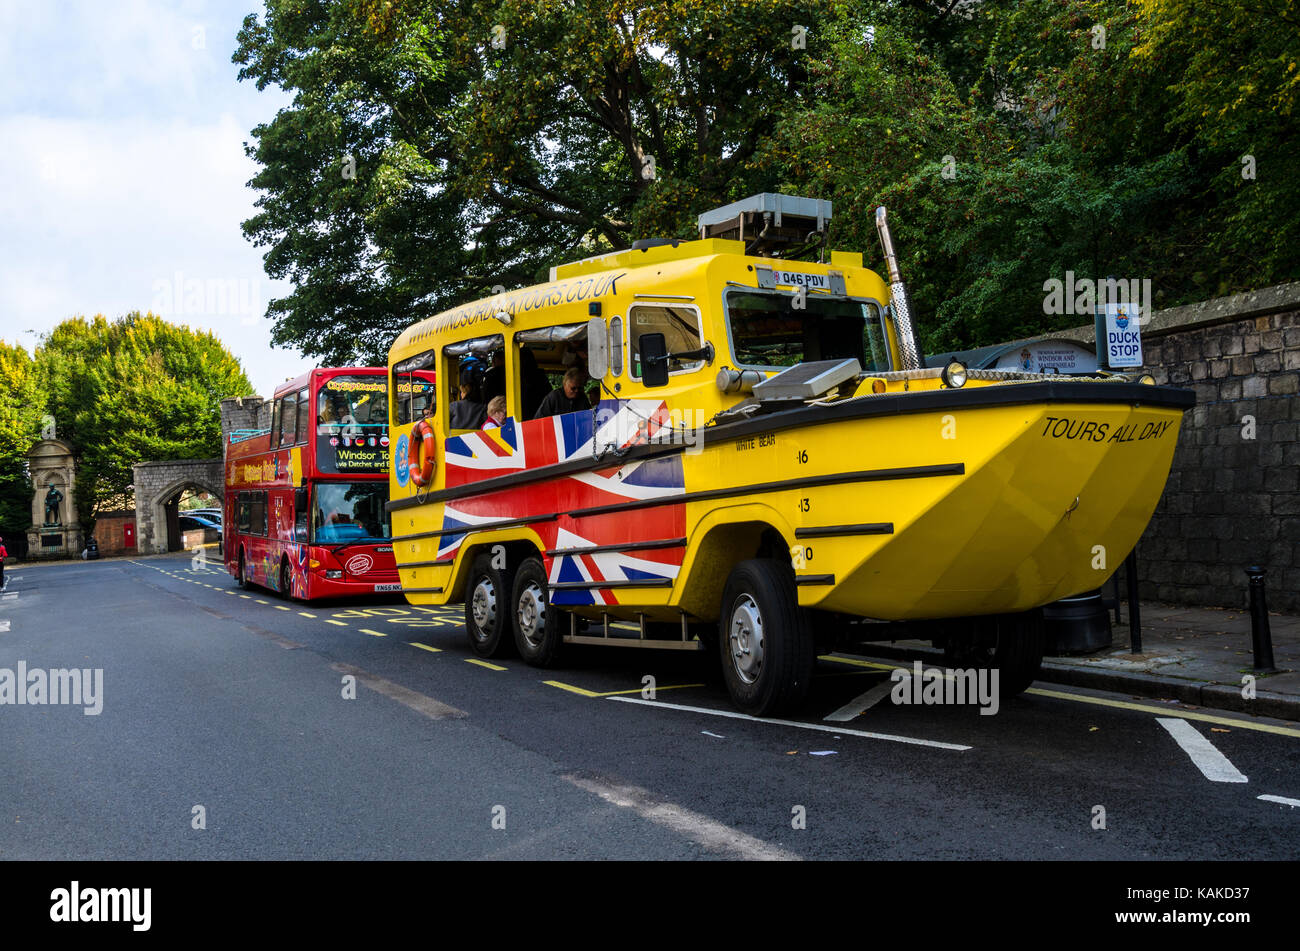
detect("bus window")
(270, 399), (281, 444)
(280, 391), (298, 447)
(629, 304), (703, 378)
(609, 315), (624, 376)
(393, 350), (437, 425)
(295, 387), (310, 444)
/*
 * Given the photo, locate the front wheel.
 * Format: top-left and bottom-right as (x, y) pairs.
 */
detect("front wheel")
(718, 559), (815, 716)
(510, 556), (563, 667)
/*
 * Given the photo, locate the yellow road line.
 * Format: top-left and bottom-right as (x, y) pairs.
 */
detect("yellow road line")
(255, 599), (268, 604)
(822, 655), (1300, 738)
(465, 658), (507, 671)
(298, 612), (316, 618)
(275, 605), (290, 611)
(1027, 687), (1300, 738)
(324, 619), (347, 627)
(360, 629), (387, 637)
(544, 680), (705, 698)
(408, 642), (441, 653)
(544, 680), (601, 697)
(818, 654), (898, 671)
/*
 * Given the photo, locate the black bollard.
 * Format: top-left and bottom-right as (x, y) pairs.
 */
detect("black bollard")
(1246, 566), (1278, 674)
(1125, 549), (1142, 654)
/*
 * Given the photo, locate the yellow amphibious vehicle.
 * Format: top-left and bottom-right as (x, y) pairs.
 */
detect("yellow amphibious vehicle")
(387, 194), (1192, 715)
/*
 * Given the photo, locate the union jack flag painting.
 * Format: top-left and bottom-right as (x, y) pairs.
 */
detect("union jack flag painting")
(438, 400), (687, 605)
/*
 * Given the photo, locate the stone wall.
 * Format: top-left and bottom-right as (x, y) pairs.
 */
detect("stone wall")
(1045, 283), (1300, 613)
(131, 459), (224, 556)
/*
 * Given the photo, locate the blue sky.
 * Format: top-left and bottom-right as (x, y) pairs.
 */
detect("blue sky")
(0, 0), (315, 396)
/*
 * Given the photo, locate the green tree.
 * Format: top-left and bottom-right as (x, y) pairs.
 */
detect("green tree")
(34, 314), (255, 527)
(0, 340), (47, 546)
(234, 0), (834, 364)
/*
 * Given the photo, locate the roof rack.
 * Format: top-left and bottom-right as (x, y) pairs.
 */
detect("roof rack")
(697, 193), (832, 255)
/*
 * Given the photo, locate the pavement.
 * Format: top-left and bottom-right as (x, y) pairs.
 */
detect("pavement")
(860, 601), (1300, 723)
(6, 553), (1298, 721)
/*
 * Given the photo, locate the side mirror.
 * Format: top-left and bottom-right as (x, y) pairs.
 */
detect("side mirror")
(639, 332), (669, 387)
(586, 315), (609, 379)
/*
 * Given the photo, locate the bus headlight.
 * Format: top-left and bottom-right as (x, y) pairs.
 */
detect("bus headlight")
(1138, 373), (1156, 386)
(941, 359), (968, 389)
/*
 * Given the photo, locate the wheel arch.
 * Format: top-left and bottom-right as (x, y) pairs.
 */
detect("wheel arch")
(674, 503), (795, 622)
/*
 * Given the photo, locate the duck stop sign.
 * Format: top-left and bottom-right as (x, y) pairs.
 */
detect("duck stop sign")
(1097, 302), (1144, 369)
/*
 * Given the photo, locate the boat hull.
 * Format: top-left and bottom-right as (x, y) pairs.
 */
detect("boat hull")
(389, 382), (1191, 624)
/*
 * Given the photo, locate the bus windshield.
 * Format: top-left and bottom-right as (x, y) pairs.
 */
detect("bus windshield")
(312, 482), (391, 544)
(316, 374), (389, 474)
(725, 290), (891, 372)
(317, 375), (388, 434)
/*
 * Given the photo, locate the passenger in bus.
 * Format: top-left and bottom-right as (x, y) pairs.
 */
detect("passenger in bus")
(449, 380), (487, 429)
(481, 396), (507, 430)
(533, 367), (588, 418)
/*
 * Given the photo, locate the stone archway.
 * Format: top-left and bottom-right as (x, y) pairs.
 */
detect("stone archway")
(131, 459), (224, 555)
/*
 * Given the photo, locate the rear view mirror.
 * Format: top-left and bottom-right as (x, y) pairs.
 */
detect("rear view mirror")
(586, 315), (609, 379)
(639, 332), (669, 387)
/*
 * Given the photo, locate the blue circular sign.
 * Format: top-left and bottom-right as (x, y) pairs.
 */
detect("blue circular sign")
(394, 433), (410, 486)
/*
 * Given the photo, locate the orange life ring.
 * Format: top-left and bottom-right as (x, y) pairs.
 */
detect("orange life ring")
(408, 419), (436, 487)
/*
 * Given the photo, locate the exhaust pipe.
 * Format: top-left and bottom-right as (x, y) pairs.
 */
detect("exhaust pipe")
(874, 206), (924, 371)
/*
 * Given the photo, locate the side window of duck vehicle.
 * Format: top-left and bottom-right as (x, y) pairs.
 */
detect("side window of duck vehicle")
(393, 349), (438, 425)
(629, 304), (704, 379)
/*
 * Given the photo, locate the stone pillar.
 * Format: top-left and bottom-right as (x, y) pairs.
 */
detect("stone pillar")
(220, 396), (265, 447)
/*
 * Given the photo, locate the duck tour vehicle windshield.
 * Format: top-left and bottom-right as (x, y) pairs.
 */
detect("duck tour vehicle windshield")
(386, 193), (1193, 716)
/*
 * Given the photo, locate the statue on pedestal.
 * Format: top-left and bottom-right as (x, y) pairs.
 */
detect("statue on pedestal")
(44, 482), (63, 526)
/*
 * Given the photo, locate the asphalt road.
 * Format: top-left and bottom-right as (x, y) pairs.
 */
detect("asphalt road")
(2, 552), (1298, 860)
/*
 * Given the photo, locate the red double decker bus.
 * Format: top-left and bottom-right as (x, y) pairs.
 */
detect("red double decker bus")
(223, 367), (431, 599)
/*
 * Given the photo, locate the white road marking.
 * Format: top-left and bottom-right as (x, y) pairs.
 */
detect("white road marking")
(1157, 717), (1247, 783)
(1258, 794), (1300, 808)
(563, 774), (799, 861)
(824, 678), (896, 722)
(0, 620), (9, 632)
(608, 696), (970, 750)
(2, 593), (17, 600)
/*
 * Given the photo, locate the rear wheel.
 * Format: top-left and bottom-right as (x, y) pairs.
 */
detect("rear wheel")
(510, 556), (563, 666)
(718, 559), (815, 716)
(279, 558), (293, 601)
(465, 552), (517, 658)
(944, 609), (1044, 696)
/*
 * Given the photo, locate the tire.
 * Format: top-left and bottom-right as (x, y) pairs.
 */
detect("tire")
(236, 549), (249, 590)
(465, 552), (518, 658)
(510, 556), (563, 666)
(718, 559), (815, 716)
(946, 609), (1044, 696)
(279, 558), (294, 601)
